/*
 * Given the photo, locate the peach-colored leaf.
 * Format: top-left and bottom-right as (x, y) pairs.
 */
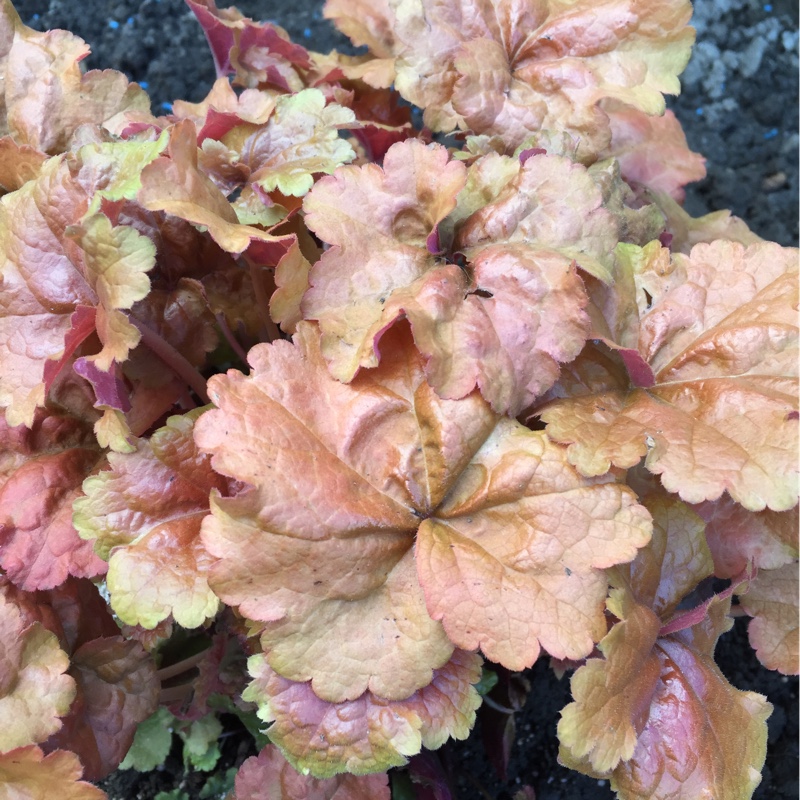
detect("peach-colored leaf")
(738, 562), (799, 675)
(302, 139), (467, 382)
(559, 486), (772, 798)
(0, 746), (106, 800)
(195, 322), (651, 699)
(244, 649), (481, 777)
(0, 594), (75, 751)
(694, 496), (798, 579)
(558, 588), (662, 773)
(333, 0), (694, 159)
(0, 137), (47, 191)
(541, 240), (799, 512)
(623, 493), (714, 619)
(304, 143), (613, 413)
(42, 636), (159, 781)
(602, 102), (706, 202)
(234, 745), (389, 800)
(73, 409), (228, 629)
(137, 120), (293, 262)
(415, 417), (651, 669)
(0, 2), (151, 153)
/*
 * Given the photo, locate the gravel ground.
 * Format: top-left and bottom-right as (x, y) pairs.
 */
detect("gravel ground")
(10, 1), (799, 798)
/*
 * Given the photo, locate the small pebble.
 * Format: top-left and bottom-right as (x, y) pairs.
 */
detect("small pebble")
(108, 19), (119, 30)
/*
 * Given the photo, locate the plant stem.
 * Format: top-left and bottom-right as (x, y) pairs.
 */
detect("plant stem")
(216, 312), (249, 365)
(156, 649), (209, 683)
(246, 256), (281, 342)
(130, 315), (210, 404)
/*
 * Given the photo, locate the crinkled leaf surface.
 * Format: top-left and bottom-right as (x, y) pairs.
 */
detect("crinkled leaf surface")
(558, 491), (772, 799)
(234, 745), (389, 800)
(328, 0), (694, 159)
(0, 745), (106, 800)
(0, 594), (75, 751)
(194, 322), (651, 702)
(0, 411), (105, 590)
(738, 562), (799, 675)
(0, 145), (166, 427)
(239, 88), (356, 197)
(138, 120), (293, 263)
(303, 141), (617, 414)
(541, 240), (799, 511)
(73, 409), (228, 629)
(43, 635), (159, 781)
(244, 649), (481, 777)
(694, 496), (798, 579)
(0, 1), (151, 153)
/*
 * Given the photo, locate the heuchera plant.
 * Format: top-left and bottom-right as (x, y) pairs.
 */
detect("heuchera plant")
(0, 0), (796, 797)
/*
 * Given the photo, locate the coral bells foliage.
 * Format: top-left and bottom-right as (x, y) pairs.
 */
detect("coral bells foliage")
(0, 0), (796, 798)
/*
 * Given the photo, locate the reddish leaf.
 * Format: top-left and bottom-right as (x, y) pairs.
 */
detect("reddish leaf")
(693, 496), (798, 579)
(602, 102), (706, 202)
(0, 410), (105, 590)
(43, 636), (159, 781)
(234, 746), (389, 799)
(244, 649), (481, 777)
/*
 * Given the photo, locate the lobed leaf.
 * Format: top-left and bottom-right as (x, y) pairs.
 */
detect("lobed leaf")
(541, 240), (799, 511)
(244, 649), (481, 777)
(0, 594), (75, 751)
(559, 488), (773, 799)
(327, 0), (694, 159)
(738, 562), (799, 675)
(304, 141), (620, 414)
(195, 322), (651, 701)
(73, 409), (228, 629)
(0, 745), (106, 800)
(602, 102), (706, 202)
(0, 411), (105, 591)
(693, 496), (798, 579)
(0, 1), (151, 153)
(233, 745), (390, 800)
(43, 636), (159, 781)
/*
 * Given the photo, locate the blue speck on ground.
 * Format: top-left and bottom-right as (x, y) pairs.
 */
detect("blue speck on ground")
(764, 128), (779, 139)
(161, 102), (173, 112)
(108, 19), (119, 30)
(126, 16), (134, 25)
(139, 81), (149, 89)
(764, 4), (772, 11)
(696, 107), (704, 115)
(303, 27), (312, 38)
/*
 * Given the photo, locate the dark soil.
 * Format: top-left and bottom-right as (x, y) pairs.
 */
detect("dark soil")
(11, 1), (798, 798)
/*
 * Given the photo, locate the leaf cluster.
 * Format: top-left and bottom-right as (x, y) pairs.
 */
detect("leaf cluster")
(0, 0), (796, 798)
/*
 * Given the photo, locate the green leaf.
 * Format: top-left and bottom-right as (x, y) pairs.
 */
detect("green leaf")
(473, 667), (499, 697)
(177, 714), (223, 772)
(119, 707), (175, 771)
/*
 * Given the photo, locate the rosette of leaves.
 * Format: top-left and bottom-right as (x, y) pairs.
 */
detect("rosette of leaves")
(324, 0), (696, 160)
(192, 321), (652, 774)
